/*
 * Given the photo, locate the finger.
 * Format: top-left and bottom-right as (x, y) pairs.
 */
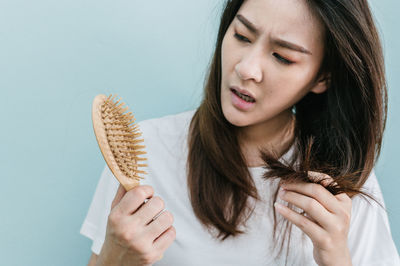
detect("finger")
(132, 196), (165, 226)
(335, 192), (352, 211)
(308, 171), (338, 187)
(116, 185), (154, 215)
(146, 210), (174, 240)
(279, 188), (334, 230)
(281, 182), (342, 214)
(335, 192), (351, 203)
(152, 226), (176, 255)
(111, 184), (127, 210)
(274, 202), (327, 245)
(303, 212), (317, 223)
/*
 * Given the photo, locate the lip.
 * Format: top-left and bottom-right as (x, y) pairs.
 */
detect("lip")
(230, 89), (256, 111)
(230, 86), (256, 101)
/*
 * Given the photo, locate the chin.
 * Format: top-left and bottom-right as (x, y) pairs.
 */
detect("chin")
(221, 104), (251, 127)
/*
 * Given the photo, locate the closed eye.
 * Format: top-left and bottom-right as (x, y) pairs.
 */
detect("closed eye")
(234, 32), (294, 65)
(273, 52), (293, 65)
(234, 33), (250, 43)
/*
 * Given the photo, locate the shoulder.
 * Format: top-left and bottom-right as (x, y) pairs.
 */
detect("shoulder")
(138, 109), (196, 136)
(137, 109), (196, 153)
(136, 109), (197, 175)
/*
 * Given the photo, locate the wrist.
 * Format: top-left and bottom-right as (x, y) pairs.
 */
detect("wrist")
(96, 241), (124, 266)
(319, 249), (352, 266)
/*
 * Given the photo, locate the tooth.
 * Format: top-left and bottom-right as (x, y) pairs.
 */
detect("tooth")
(235, 90), (254, 102)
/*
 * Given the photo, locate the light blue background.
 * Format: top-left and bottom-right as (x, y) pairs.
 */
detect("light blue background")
(0, 1), (398, 265)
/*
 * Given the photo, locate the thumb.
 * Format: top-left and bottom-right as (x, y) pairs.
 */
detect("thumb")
(307, 171), (337, 187)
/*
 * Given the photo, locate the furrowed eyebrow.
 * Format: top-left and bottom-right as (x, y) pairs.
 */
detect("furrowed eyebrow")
(235, 14), (312, 55)
(236, 14), (260, 35)
(271, 38), (312, 55)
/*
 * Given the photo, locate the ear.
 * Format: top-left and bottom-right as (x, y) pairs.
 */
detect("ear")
(310, 73), (330, 94)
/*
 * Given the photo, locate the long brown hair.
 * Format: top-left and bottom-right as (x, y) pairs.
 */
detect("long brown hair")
(187, 0), (387, 261)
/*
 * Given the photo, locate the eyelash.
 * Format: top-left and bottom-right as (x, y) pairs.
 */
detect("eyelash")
(233, 33), (294, 65)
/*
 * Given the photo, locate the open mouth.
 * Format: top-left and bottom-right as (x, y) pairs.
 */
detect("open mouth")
(230, 88), (256, 103)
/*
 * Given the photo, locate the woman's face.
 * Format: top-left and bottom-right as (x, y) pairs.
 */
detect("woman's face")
(221, 0), (328, 127)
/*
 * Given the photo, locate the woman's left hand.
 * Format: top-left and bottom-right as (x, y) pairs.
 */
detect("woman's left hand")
(274, 171), (353, 266)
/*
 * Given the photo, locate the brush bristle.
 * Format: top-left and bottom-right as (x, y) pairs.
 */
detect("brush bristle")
(100, 94), (147, 181)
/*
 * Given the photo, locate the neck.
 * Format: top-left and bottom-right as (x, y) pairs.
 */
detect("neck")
(237, 110), (295, 167)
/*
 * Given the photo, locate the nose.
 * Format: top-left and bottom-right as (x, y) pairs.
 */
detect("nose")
(235, 49), (263, 83)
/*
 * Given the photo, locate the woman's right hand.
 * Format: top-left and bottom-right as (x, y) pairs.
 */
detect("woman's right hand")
(96, 184), (176, 266)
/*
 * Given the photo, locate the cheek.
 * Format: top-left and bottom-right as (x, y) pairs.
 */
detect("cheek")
(259, 67), (316, 110)
(221, 41), (235, 74)
(268, 63), (317, 94)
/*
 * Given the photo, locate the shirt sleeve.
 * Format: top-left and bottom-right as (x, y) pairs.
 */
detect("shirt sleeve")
(79, 165), (119, 255)
(348, 169), (400, 265)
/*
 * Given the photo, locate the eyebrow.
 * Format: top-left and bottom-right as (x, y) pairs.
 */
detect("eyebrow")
(235, 14), (312, 55)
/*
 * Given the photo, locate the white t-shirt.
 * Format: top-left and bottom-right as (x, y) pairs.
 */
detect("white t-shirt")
(80, 110), (400, 265)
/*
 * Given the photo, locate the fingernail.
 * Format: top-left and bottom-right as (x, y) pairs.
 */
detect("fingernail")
(278, 187), (286, 196)
(274, 202), (283, 209)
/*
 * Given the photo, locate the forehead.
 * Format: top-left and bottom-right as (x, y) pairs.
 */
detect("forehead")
(237, 0), (325, 52)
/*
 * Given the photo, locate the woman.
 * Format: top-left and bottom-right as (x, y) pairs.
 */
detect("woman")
(81, 0), (400, 265)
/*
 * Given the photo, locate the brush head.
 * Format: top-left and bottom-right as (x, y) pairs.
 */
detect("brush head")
(92, 94), (147, 191)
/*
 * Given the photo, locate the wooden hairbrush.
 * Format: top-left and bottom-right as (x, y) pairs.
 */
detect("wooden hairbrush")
(92, 94), (147, 191)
